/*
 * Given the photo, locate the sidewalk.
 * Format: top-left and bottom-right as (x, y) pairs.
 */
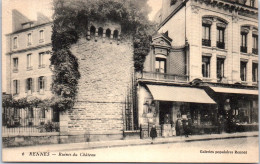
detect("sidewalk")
(3, 131), (258, 152)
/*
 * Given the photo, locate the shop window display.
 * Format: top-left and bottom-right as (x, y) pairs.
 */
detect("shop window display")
(252, 100), (258, 123)
(183, 103), (218, 134)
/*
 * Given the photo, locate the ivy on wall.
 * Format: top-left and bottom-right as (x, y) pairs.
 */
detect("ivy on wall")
(2, 97), (52, 110)
(51, 0), (155, 111)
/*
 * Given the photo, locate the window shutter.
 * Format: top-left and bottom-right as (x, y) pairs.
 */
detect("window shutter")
(44, 76), (48, 91)
(18, 80), (20, 94)
(32, 78), (34, 92)
(25, 79), (28, 93)
(37, 77), (40, 92)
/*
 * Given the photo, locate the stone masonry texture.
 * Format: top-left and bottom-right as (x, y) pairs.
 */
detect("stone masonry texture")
(67, 37), (134, 138)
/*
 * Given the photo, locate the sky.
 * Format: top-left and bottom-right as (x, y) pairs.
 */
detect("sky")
(1, 0), (162, 92)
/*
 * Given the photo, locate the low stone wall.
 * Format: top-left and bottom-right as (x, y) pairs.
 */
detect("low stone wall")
(2, 133), (60, 147)
(2, 132), (124, 147)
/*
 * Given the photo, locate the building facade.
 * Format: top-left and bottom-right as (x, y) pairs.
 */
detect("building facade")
(137, 0), (258, 137)
(3, 10), (135, 145)
(3, 0), (258, 147)
(4, 10), (56, 133)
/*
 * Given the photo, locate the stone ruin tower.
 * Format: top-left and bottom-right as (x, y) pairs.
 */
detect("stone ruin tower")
(59, 20), (135, 142)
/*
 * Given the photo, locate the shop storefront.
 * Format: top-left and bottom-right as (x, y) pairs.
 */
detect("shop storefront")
(207, 86), (258, 133)
(139, 84), (217, 138)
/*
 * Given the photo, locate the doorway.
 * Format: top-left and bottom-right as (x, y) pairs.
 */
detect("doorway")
(159, 101), (172, 125)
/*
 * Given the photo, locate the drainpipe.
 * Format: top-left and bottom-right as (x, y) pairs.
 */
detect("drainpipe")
(9, 35), (12, 97)
(184, 0), (190, 81)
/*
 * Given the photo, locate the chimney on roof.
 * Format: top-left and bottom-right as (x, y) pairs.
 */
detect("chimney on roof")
(36, 12), (51, 25)
(12, 9), (31, 32)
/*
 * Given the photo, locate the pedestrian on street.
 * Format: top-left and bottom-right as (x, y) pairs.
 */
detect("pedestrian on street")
(183, 118), (189, 138)
(150, 124), (157, 144)
(187, 118), (192, 136)
(175, 115), (183, 136)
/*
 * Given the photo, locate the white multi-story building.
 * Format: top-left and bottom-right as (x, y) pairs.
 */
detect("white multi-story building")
(157, 0), (258, 85)
(136, 0), (258, 137)
(6, 10), (53, 99)
(4, 10), (57, 129)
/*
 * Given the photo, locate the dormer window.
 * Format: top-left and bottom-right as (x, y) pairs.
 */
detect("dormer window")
(27, 33), (32, 46)
(13, 37), (18, 49)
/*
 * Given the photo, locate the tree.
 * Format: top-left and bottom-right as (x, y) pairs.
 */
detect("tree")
(51, 0), (155, 111)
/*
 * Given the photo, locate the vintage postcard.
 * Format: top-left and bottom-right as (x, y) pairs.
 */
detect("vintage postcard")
(2, 0), (259, 163)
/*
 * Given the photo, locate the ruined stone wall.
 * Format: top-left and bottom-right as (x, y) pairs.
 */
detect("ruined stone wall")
(64, 37), (134, 141)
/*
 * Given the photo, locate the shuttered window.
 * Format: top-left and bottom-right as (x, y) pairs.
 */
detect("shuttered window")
(13, 80), (20, 95)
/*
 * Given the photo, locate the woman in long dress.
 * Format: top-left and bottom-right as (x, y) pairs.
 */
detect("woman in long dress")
(150, 124), (157, 143)
(176, 116), (183, 136)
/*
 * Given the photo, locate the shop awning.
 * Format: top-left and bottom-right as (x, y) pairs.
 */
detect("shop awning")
(210, 87), (259, 95)
(146, 85), (216, 104)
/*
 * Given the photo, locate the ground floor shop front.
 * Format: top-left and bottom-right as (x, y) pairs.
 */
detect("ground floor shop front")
(138, 83), (259, 139)
(206, 86), (259, 133)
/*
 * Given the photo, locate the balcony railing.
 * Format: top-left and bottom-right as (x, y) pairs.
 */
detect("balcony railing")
(140, 71), (189, 82)
(217, 41), (225, 49)
(252, 48), (258, 55)
(202, 39), (211, 47)
(240, 46), (247, 53)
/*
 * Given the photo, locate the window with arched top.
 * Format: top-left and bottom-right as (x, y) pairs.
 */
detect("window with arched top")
(106, 29), (111, 38)
(217, 23), (227, 49)
(90, 26), (96, 37)
(202, 18), (212, 47)
(113, 30), (119, 39)
(98, 27), (103, 37)
(240, 26), (249, 53)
